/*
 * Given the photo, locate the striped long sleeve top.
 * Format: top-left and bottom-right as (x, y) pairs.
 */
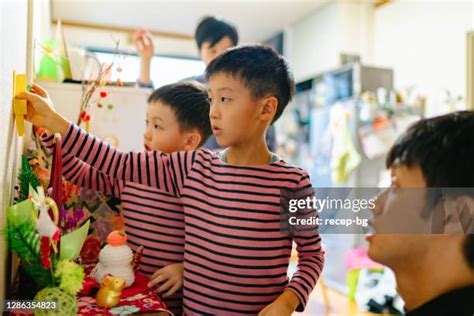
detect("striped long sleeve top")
(42, 134), (185, 315)
(59, 124), (325, 315)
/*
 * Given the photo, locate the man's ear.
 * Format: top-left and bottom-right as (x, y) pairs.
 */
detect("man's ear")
(183, 130), (202, 151)
(260, 96), (278, 123)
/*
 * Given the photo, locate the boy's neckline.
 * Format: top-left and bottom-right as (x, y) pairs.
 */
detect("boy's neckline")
(218, 149), (280, 166)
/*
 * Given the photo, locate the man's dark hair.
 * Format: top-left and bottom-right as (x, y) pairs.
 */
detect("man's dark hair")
(386, 111), (474, 269)
(386, 111), (474, 187)
(195, 16), (238, 50)
(148, 81), (212, 146)
(205, 44), (295, 123)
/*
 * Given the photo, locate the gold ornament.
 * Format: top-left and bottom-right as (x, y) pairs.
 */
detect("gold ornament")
(95, 276), (125, 308)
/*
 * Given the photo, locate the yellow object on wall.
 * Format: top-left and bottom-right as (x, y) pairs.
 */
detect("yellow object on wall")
(12, 71), (27, 136)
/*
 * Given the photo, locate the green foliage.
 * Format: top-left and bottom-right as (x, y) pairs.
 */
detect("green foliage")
(17, 156), (41, 202)
(6, 220), (53, 288)
(54, 260), (85, 296)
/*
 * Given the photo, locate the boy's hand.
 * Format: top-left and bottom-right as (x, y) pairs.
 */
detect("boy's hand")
(15, 83), (69, 134)
(258, 290), (300, 316)
(133, 28), (154, 60)
(147, 263), (183, 298)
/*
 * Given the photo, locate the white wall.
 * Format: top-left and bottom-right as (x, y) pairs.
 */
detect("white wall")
(33, 0), (51, 48)
(286, 1), (375, 82)
(286, 2), (341, 82)
(338, 1), (375, 64)
(0, 0), (29, 302)
(373, 0), (474, 116)
(0, 0), (52, 300)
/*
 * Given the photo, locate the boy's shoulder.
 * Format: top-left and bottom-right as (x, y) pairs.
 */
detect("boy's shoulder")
(274, 158), (307, 173)
(157, 149), (310, 179)
(192, 147), (221, 162)
(272, 156), (312, 185)
(263, 152), (306, 172)
(193, 149), (310, 180)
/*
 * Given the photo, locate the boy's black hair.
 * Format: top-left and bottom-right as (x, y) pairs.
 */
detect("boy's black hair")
(205, 44), (295, 123)
(148, 81), (212, 146)
(386, 111), (474, 187)
(386, 111), (474, 269)
(195, 16), (239, 50)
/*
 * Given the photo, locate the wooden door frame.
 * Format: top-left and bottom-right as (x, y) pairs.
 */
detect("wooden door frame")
(467, 31), (474, 110)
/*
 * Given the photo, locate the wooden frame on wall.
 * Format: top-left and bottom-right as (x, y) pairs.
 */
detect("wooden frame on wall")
(374, 0), (393, 8)
(51, 19), (193, 41)
(467, 31), (474, 110)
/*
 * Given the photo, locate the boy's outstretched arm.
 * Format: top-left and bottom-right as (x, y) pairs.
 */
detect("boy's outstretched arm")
(42, 133), (123, 198)
(17, 84), (194, 196)
(16, 84), (70, 135)
(18, 85), (120, 194)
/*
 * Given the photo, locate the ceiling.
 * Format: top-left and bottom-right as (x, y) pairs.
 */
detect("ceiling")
(52, 0), (331, 42)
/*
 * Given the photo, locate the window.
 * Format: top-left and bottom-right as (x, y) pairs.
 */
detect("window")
(92, 50), (206, 88)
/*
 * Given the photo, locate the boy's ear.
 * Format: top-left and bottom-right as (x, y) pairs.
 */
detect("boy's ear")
(183, 130), (202, 151)
(260, 96), (278, 122)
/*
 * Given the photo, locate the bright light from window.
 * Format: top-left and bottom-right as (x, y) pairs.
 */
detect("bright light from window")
(93, 52), (206, 88)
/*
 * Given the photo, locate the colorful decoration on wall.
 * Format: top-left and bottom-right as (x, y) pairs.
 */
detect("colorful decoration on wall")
(76, 38), (127, 131)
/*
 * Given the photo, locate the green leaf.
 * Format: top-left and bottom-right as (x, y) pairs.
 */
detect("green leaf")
(17, 156), (41, 202)
(6, 221), (53, 288)
(7, 220), (39, 263)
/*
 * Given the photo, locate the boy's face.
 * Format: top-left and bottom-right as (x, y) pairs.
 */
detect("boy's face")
(208, 73), (272, 148)
(367, 163), (430, 267)
(200, 36), (234, 65)
(144, 101), (200, 152)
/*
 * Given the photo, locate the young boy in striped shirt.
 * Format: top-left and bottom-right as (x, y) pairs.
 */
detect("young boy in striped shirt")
(19, 44), (324, 315)
(37, 81), (211, 315)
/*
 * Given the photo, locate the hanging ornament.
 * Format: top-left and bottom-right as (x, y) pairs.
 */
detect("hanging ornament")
(97, 90), (108, 109)
(31, 186), (60, 269)
(79, 111), (91, 131)
(115, 51), (125, 85)
(84, 114), (91, 132)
